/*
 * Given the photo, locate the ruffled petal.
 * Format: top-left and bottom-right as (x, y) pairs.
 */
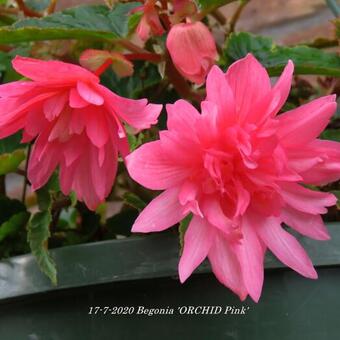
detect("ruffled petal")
(126, 140), (190, 190)
(277, 95), (337, 147)
(12, 56), (98, 83)
(279, 182), (336, 214)
(256, 216), (317, 279)
(131, 187), (186, 232)
(282, 206), (330, 240)
(208, 232), (247, 301)
(179, 216), (214, 282)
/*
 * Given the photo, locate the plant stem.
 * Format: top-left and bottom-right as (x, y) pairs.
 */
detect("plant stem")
(228, 0), (249, 35)
(47, 0), (58, 14)
(22, 144), (32, 203)
(125, 53), (162, 63)
(15, 0), (42, 17)
(94, 59), (113, 76)
(0, 176), (6, 196)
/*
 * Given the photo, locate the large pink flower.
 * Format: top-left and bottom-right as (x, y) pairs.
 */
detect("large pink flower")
(0, 56), (162, 210)
(126, 54), (340, 302)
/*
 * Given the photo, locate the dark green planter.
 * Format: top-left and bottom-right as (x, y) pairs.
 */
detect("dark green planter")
(0, 222), (340, 340)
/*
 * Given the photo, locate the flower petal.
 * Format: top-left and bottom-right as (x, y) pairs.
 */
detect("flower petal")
(131, 187), (185, 232)
(282, 206), (330, 241)
(208, 233), (247, 301)
(226, 53), (271, 123)
(277, 95), (337, 147)
(77, 81), (104, 106)
(279, 182), (336, 214)
(126, 141), (190, 190)
(233, 213), (264, 302)
(179, 216), (214, 282)
(256, 216), (317, 279)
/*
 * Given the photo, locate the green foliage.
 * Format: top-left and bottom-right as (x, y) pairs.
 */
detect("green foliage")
(197, 0), (237, 11)
(322, 129), (340, 142)
(27, 210), (57, 284)
(0, 3), (141, 44)
(123, 192), (147, 211)
(101, 61), (161, 99)
(0, 150), (25, 175)
(224, 32), (340, 77)
(0, 133), (23, 154)
(179, 214), (192, 255)
(0, 211), (29, 242)
(25, 0), (51, 11)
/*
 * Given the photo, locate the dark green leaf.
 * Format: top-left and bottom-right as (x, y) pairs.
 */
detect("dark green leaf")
(0, 149), (25, 175)
(101, 61), (161, 98)
(179, 214), (192, 255)
(27, 211), (57, 284)
(197, 0), (236, 11)
(321, 129), (340, 142)
(36, 173), (60, 211)
(0, 195), (26, 225)
(0, 3), (141, 44)
(123, 192), (147, 211)
(0, 133), (23, 154)
(0, 211), (30, 242)
(224, 32), (340, 76)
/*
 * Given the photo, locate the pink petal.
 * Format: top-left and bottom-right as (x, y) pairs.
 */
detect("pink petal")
(77, 81), (104, 106)
(277, 95), (337, 147)
(226, 53), (271, 123)
(256, 216), (317, 279)
(266, 60), (294, 117)
(279, 182), (336, 214)
(131, 187), (185, 232)
(0, 81), (37, 98)
(126, 140), (190, 190)
(179, 216), (214, 282)
(12, 56), (99, 83)
(100, 85), (162, 131)
(205, 65), (235, 124)
(282, 206), (330, 240)
(85, 107), (109, 148)
(166, 100), (200, 134)
(69, 88), (89, 108)
(43, 92), (68, 121)
(233, 214), (264, 302)
(208, 233), (247, 301)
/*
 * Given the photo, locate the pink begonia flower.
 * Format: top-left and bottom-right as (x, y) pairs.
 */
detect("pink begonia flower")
(0, 56), (162, 210)
(136, 0), (165, 41)
(126, 54), (340, 302)
(166, 21), (218, 84)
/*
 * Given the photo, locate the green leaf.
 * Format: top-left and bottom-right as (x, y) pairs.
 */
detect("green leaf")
(27, 211), (57, 284)
(0, 195), (26, 225)
(127, 132), (144, 151)
(101, 61), (161, 98)
(123, 192), (147, 211)
(36, 173), (60, 211)
(179, 214), (192, 255)
(0, 211), (30, 242)
(0, 3), (141, 44)
(0, 133), (23, 154)
(26, 0), (51, 11)
(224, 32), (340, 77)
(321, 129), (340, 142)
(197, 0), (236, 11)
(0, 149), (25, 175)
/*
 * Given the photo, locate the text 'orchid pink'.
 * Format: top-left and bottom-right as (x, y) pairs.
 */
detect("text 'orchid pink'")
(126, 54), (340, 302)
(0, 56), (162, 210)
(166, 21), (217, 84)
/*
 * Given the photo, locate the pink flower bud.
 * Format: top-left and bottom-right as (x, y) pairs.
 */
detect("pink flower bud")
(166, 21), (218, 84)
(136, 0), (164, 41)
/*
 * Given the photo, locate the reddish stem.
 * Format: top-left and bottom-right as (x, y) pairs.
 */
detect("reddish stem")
(124, 53), (162, 63)
(15, 0), (42, 17)
(94, 59), (113, 76)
